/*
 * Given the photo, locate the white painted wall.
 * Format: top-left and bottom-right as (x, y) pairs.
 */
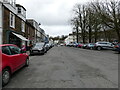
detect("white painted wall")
(65, 35), (77, 44)
(3, 3), (17, 14)
(0, 3), (3, 44)
(0, 0), (3, 2)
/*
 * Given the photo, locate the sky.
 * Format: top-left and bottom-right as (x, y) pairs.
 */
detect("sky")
(16, 0), (91, 37)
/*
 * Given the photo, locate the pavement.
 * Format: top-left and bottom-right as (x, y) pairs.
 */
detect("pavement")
(4, 46), (118, 88)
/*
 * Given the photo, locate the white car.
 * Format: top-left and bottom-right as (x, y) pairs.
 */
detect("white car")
(60, 44), (64, 46)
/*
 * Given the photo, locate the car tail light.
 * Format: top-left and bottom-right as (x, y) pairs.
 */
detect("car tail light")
(115, 45), (119, 48)
(94, 44), (96, 47)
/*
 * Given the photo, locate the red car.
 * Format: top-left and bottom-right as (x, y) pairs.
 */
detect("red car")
(114, 43), (120, 53)
(0, 44), (29, 86)
(77, 43), (83, 48)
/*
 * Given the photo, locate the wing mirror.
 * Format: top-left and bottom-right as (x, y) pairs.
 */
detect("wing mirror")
(20, 49), (26, 53)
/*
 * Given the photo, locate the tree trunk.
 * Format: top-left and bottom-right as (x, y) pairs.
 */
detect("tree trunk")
(115, 28), (120, 43)
(88, 25), (92, 43)
(103, 28), (107, 41)
(94, 30), (97, 43)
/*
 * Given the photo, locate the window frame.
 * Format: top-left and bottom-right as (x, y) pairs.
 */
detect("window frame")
(21, 21), (25, 32)
(17, 7), (21, 13)
(9, 46), (21, 55)
(2, 46), (12, 55)
(10, 12), (15, 28)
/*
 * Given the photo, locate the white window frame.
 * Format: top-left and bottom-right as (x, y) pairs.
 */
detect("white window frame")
(10, 12), (15, 28)
(17, 7), (21, 13)
(21, 21), (25, 32)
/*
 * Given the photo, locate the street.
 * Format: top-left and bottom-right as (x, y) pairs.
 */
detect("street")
(4, 46), (118, 88)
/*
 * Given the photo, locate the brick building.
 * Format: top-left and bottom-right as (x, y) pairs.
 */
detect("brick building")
(27, 19), (46, 43)
(0, 2), (3, 44)
(25, 20), (35, 45)
(1, 0), (29, 47)
(0, 0), (48, 47)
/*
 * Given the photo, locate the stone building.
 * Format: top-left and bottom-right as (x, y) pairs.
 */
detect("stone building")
(27, 19), (46, 43)
(1, 0), (29, 47)
(0, 0), (49, 47)
(25, 20), (35, 45)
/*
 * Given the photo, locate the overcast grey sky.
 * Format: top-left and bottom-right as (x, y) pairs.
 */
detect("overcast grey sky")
(16, 0), (91, 37)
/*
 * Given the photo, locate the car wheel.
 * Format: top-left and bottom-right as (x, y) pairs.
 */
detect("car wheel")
(90, 47), (93, 50)
(25, 58), (29, 67)
(97, 47), (101, 50)
(2, 68), (11, 86)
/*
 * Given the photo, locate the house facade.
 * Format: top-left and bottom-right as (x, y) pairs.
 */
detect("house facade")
(25, 20), (35, 45)
(65, 34), (77, 44)
(0, 0), (48, 47)
(0, 2), (3, 44)
(27, 19), (46, 43)
(1, 0), (29, 47)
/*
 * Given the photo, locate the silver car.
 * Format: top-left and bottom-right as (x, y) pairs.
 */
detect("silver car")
(94, 42), (114, 50)
(30, 43), (45, 55)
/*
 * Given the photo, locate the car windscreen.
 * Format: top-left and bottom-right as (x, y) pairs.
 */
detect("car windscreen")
(34, 43), (44, 48)
(90, 43), (95, 45)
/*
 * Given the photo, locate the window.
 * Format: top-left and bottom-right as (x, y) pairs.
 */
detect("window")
(9, 46), (21, 55)
(2, 46), (12, 55)
(28, 27), (30, 34)
(10, 12), (15, 28)
(21, 21), (25, 32)
(18, 7), (21, 13)
(99, 43), (107, 44)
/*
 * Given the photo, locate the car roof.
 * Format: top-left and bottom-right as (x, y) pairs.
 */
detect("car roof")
(36, 43), (44, 44)
(0, 44), (17, 47)
(97, 42), (110, 43)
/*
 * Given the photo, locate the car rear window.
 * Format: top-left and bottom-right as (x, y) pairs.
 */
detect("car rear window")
(34, 43), (44, 48)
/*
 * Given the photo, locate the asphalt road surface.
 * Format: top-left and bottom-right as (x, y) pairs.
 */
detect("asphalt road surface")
(4, 46), (118, 88)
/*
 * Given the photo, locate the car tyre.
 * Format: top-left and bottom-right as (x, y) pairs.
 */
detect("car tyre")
(90, 47), (93, 50)
(97, 47), (101, 51)
(2, 68), (11, 86)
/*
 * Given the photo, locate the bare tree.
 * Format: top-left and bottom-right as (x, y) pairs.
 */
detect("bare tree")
(71, 0), (120, 43)
(71, 17), (79, 43)
(72, 4), (88, 43)
(91, 0), (120, 42)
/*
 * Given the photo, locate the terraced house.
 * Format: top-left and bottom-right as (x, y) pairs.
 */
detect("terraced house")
(0, 0), (47, 47)
(0, 1), (2, 44)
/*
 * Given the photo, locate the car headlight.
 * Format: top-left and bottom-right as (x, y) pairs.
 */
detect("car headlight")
(38, 49), (42, 51)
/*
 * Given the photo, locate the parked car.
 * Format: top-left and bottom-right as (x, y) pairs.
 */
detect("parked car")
(82, 44), (88, 49)
(67, 43), (73, 47)
(72, 43), (79, 47)
(77, 43), (83, 48)
(30, 43), (46, 55)
(0, 44), (29, 86)
(45, 43), (50, 52)
(60, 43), (64, 46)
(86, 43), (95, 49)
(114, 43), (120, 53)
(94, 42), (114, 50)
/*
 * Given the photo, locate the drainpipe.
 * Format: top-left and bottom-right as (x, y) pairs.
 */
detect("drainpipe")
(0, 2), (3, 44)
(0, 2), (3, 89)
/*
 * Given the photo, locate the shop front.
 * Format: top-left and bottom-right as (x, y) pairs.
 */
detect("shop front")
(8, 31), (29, 48)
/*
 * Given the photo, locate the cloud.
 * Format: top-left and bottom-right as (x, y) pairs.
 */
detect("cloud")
(16, 0), (90, 36)
(41, 25), (72, 37)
